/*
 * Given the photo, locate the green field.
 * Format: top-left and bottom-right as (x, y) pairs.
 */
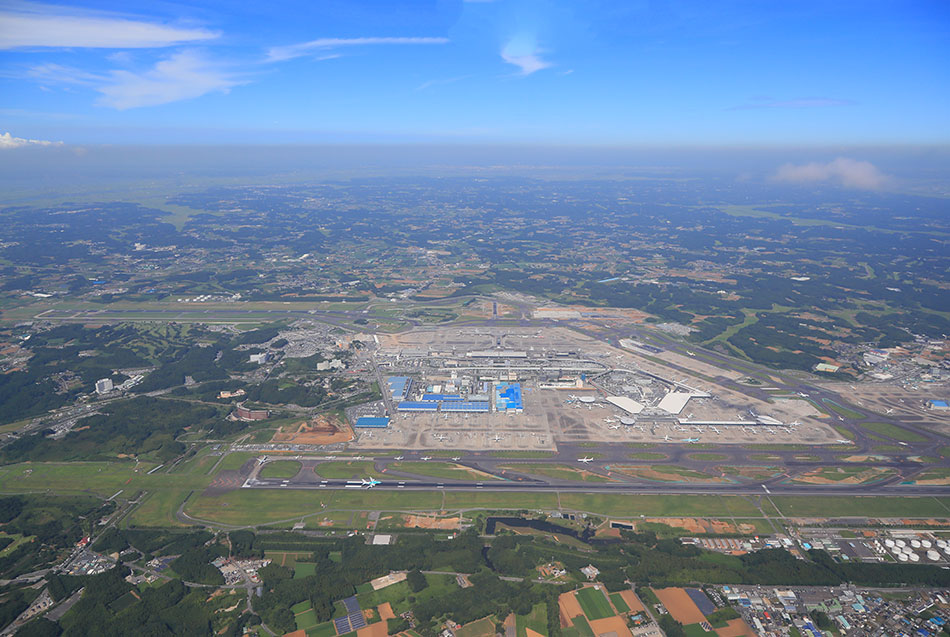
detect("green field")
(457, 617), (496, 637)
(789, 466), (896, 484)
(294, 562), (316, 579)
(441, 492), (559, 510)
(627, 452), (668, 461)
(575, 587), (613, 621)
(516, 603), (548, 637)
(771, 495), (950, 518)
(499, 464), (609, 483)
(559, 494), (762, 518)
(489, 451), (557, 459)
(296, 608), (318, 631)
(389, 462), (498, 482)
(686, 453), (729, 462)
(314, 461), (389, 480)
(127, 488), (191, 528)
(308, 621), (336, 637)
(608, 592), (629, 613)
(858, 422), (927, 443)
(216, 452), (259, 472)
(683, 624), (715, 637)
(564, 615), (594, 637)
(259, 460), (302, 479)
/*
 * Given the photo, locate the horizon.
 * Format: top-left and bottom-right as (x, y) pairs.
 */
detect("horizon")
(2, 0), (948, 147)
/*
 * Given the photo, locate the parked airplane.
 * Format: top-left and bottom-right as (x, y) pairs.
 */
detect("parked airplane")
(492, 434), (502, 442)
(577, 457), (594, 463)
(885, 408), (894, 414)
(682, 437), (700, 443)
(686, 351), (695, 357)
(393, 456), (404, 461)
(451, 456), (461, 461)
(608, 424), (622, 430)
(420, 456), (432, 461)
(710, 427), (721, 435)
(361, 478), (381, 488)
(836, 440), (851, 444)
(663, 435), (672, 442)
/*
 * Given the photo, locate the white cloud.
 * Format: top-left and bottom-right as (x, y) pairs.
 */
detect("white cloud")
(266, 36), (449, 63)
(773, 157), (890, 190)
(0, 131), (62, 148)
(0, 3), (218, 49)
(95, 50), (243, 109)
(500, 37), (551, 76)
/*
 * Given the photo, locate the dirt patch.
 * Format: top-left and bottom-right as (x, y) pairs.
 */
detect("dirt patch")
(559, 591), (584, 625)
(357, 621), (388, 637)
(378, 603), (395, 621)
(272, 413), (353, 445)
(525, 629), (545, 637)
(617, 590), (645, 614)
(652, 588), (706, 626)
(716, 618), (756, 637)
(403, 514), (460, 530)
(644, 518), (749, 535)
(793, 467), (892, 485)
(589, 616), (633, 637)
(612, 466), (727, 484)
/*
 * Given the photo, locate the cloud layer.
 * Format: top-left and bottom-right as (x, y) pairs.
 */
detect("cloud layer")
(500, 37), (551, 75)
(0, 4), (217, 49)
(0, 131), (62, 148)
(267, 36), (449, 63)
(773, 157), (890, 189)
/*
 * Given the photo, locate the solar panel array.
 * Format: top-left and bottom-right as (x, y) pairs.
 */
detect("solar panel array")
(333, 596), (366, 633)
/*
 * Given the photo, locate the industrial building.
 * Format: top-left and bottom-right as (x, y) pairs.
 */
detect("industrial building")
(494, 383), (523, 412)
(440, 401), (491, 413)
(397, 401), (438, 412)
(95, 378), (113, 395)
(354, 417), (391, 428)
(387, 376), (412, 401)
(926, 399), (949, 410)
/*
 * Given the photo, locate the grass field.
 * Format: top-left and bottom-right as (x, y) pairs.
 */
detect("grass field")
(686, 453), (730, 462)
(296, 608), (319, 631)
(559, 494), (762, 517)
(608, 592), (629, 613)
(259, 460), (302, 479)
(127, 489), (191, 528)
(499, 464), (609, 483)
(516, 603), (548, 637)
(790, 466), (895, 484)
(457, 617), (496, 637)
(308, 621), (336, 637)
(216, 452), (259, 472)
(627, 452), (668, 461)
(294, 562), (316, 579)
(858, 422), (927, 443)
(489, 451), (556, 459)
(771, 495), (950, 518)
(389, 462), (498, 482)
(575, 587), (613, 621)
(442, 492), (559, 510)
(565, 615), (594, 637)
(314, 461), (389, 480)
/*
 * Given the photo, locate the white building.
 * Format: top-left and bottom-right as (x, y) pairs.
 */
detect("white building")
(95, 378), (113, 395)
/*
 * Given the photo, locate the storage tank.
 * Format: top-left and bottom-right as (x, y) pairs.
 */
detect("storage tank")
(909, 553), (920, 562)
(898, 553), (909, 562)
(895, 539), (906, 548)
(937, 540), (947, 549)
(922, 540), (932, 549)
(927, 550), (941, 561)
(884, 539), (895, 548)
(911, 540), (922, 549)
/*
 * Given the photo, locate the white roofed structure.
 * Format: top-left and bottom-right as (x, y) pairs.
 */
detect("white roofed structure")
(606, 396), (644, 414)
(658, 392), (693, 415)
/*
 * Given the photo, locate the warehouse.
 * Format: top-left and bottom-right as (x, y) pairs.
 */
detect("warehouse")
(494, 383), (523, 412)
(440, 401), (491, 413)
(397, 401), (438, 412)
(387, 376), (413, 401)
(354, 417), (391, 428)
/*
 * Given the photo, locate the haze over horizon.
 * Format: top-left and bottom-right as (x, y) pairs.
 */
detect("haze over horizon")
(1, 0), (948, 148)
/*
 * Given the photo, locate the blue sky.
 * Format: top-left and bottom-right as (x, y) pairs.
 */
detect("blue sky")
(1, 0), (948, 146)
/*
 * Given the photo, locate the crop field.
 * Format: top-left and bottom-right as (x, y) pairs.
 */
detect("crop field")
(574, 587), (613, 621)
(516, 603), (548, 637)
